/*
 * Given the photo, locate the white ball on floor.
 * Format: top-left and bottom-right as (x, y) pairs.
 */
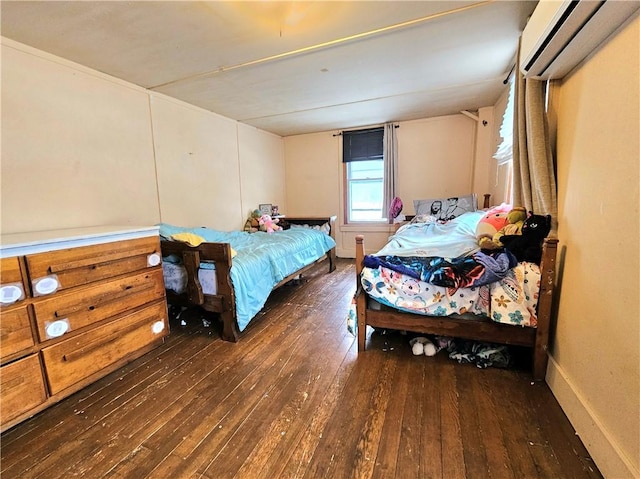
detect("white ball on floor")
(412, 342), (425, 355)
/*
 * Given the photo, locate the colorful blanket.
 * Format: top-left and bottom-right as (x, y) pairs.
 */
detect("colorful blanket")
(361, 261), (541, 327)
(362, 249), (517, 291)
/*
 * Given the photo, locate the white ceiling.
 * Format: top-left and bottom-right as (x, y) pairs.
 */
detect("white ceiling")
(1, 1), (537, 137)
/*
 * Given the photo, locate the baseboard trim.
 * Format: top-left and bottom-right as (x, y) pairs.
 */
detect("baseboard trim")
(336, 247), (354, 259)
(546, 355), (639, 479)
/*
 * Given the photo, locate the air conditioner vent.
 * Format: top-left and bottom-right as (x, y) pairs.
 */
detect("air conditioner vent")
(520, 0), (640, 80)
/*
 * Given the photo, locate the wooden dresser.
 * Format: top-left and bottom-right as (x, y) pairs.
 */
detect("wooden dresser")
(0, 226), (169, 432)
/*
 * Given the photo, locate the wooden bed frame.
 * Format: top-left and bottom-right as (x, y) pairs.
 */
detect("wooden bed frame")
(161, 216), (337, 342)
(355, 224), (558, 381)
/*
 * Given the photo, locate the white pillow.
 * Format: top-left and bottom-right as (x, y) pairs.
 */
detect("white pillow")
(413, 194), (477, 221)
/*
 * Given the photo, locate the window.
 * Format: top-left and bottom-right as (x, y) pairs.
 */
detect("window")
(493, 76), (515, 203)
(494, 76), (514, 166)
(343, 127), (385, 222)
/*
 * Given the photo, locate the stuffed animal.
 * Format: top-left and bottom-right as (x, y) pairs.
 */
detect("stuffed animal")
(258, 214), (281, 233)
(500, 213), (552, 264)
(492, 206), (527, 246)
(476, 203), (512, 249)
(244, 209), (261, 233)
(388, 196), (403, 222)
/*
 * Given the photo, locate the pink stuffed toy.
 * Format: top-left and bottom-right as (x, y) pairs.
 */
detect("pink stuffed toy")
(258, 214), (281, 233)
(476, 203), (512, 249)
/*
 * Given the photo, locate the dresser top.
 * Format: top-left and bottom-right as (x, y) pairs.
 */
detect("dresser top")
(0, 225), (159, 258)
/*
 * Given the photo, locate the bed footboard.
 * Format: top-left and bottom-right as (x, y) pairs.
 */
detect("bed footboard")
(355, 234), (559, 381)
(160, 240), (240, 341)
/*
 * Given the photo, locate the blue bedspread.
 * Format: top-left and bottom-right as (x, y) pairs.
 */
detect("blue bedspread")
(158, 223), (336, 332)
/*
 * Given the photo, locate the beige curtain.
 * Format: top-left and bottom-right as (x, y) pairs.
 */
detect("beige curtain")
(512, 46), (558, 234)
(383, 123), (398, 222)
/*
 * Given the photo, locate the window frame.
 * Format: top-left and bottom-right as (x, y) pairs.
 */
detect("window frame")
(342, 127), (386, 224)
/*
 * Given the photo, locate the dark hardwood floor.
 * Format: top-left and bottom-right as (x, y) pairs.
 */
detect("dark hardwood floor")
(1, 258), (602, 478)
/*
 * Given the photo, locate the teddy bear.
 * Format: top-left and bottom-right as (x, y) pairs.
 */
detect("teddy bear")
(409, 336), (437, 356)
(491, 206), (527, 247)
(258, 214), (282, 233)
(500, 213), (552, 264)
(476, 203), (511, 249)
(243, 209), (261, 233)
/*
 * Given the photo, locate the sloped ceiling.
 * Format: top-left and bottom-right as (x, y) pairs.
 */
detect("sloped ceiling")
(1, 1), (537, 136)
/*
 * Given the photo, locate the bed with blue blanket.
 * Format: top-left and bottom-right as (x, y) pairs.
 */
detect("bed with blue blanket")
(355, 210), (558, 380)
(159, 217), (336, 341)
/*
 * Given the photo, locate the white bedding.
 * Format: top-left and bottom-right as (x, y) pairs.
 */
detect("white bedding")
(376, 210), (485, 258)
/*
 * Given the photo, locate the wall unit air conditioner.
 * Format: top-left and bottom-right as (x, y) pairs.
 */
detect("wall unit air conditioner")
(520, 0), (640, 79)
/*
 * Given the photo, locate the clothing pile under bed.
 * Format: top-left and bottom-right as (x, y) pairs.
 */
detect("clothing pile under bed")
(361, 211), (541, 327)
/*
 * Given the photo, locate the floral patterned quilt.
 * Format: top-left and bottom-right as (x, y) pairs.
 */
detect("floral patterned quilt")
(361, 261), (541, 327)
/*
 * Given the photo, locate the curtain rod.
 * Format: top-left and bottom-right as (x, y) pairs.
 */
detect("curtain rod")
(333, 124), (399, 137)
(503, 63), (516, 84)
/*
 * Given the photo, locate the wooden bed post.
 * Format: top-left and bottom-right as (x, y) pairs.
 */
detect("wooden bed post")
(532, 237), (559, 380)
(182, 250), (204, 305)
(355, 235), (367, 351)
(284, 216), (337, 273)
(327, 248), (336, 273)
(212, 243), (240, 342)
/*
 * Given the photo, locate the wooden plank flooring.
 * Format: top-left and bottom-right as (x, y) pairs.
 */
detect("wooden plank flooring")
(1, 258), (602, 479)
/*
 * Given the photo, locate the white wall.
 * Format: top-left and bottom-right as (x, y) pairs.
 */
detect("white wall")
(284, 131), (341, 219)
(396, 116), (477, 206)
(237, 123), (286, 221)
(151, 95), (242, 230)
(1, 39), (159, 233)
(547, 15), (639, 479)
(0, 38), (285, 235)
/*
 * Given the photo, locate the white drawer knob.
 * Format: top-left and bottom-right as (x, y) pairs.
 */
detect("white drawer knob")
(151, 320), (165, 334)
(147, 253), (161, 267)
(33, 276), (60, 296)
(0, 284), (24, 304)
(46, 319), (70, 338)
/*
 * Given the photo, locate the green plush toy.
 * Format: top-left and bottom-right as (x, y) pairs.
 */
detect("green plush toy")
(492, 206), (527, 246)
(243, 209), (261, 233)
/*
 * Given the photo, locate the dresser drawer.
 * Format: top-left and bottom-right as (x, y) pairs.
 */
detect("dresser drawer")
(26, 236), (162, 295)
(41, 301), (168, 395)
(1, 306), (34, 361)
(0, 354), (47, 426)
(0, 257), (27, 306)
(33, 268), (165, 342)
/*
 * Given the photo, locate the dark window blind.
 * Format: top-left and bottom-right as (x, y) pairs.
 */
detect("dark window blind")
(342, 127), (384, 163)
